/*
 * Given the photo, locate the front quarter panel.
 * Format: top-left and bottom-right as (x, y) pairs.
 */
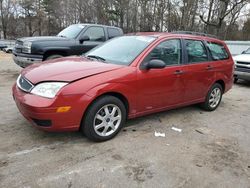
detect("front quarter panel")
(60, 66), (138, 118)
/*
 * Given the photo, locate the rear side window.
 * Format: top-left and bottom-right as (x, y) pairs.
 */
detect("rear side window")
(144, 39), (182, 66)
(206, 42), (229, 60)
(108, 28), (121, 39)
(185, 40), (208, 63)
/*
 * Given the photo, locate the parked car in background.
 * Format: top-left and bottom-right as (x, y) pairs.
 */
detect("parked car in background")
(0, 44), (7, 50)
(13, 32), (234, 142)
(3, 47), (14, 53)
(13, 24), (123, 68)
(233, 47), (250, 82)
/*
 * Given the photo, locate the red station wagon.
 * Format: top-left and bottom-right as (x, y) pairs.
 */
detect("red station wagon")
(13, 32), (234, 141)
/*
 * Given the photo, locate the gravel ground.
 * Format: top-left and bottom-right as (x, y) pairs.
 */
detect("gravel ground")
(0, 51), (250, 188)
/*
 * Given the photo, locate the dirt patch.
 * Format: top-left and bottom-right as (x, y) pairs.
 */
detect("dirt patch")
(194, 138), (248, 177)
(112, 154), (123, 161)
(125, 163), (153, 183)
(0, 160), (9, 168)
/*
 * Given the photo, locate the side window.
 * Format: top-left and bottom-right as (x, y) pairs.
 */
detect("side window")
(83, 27), (105, 42)
(185, 40), (208, 63)
(108, 28), (121, 39)
(144, 39), (182, 66)
(206, 42), (229, 60)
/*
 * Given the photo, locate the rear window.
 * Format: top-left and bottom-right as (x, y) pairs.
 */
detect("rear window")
(206, 42), (229, 60)
(108, 28), (121, 39)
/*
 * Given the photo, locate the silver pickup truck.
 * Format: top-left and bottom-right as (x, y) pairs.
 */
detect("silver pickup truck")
(233, 47), (250, 83)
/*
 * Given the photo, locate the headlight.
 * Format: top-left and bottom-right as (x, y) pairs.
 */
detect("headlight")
(22, 41), (32, 53)
(31, 82), (68, 98)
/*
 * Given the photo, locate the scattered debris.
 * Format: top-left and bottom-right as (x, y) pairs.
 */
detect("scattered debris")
(195, 129), (204, 135)
(166, 144), (170, 146)
(132, 129), (137, 132)
(154, 131), (166, 137)
(195, 127), (212, 135)
(196, 164), (203, 167)
(171, 127), (182, 132)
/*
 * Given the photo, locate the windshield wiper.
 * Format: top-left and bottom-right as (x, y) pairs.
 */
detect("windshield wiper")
(86, 55), (106, 62)
(58, 35), (67, 38)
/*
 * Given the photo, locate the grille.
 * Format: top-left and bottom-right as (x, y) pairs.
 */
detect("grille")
(32, 119), (52, 127)
(235, 67), (250, 73)
(17, 75), (34, 92)
(15, 48), (22, 53)
(236, 61), (250, 65)
(15, 40), (23, 53)
(236, 65), (250, 69)
(236, 61), (250, 70)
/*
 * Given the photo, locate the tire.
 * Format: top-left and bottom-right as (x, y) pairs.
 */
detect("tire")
(234, 77), (238, 83)
(82, 96), (127, 142)
(201, 83), (223, 111)
(45, 54), (63, 60)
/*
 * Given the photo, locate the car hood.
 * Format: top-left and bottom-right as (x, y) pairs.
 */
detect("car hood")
(18, 36), (70, 43)
(21, 56), (124, 84)
(233, 54), (250, 62)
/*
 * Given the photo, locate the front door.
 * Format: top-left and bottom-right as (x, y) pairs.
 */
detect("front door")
(75, 26), (106, 54)
(136, 39), (186, 113)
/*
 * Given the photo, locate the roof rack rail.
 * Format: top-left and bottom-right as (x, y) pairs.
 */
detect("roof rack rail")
(171, 31), (218, 39)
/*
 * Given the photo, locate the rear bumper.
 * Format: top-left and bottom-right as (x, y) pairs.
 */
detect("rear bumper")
(12, 52), (43, 68)
(12, 84), (91, 132)
(234, 71), (250, 81)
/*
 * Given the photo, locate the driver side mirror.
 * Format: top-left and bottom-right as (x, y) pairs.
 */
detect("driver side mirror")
(79, 36), (90, 44)
(242, 50), (246, 54)
(144, 59), (166, 70)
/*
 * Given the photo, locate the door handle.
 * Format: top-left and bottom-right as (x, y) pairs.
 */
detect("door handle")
(206, 65), (213, 70)
(174, 70), (184, 75)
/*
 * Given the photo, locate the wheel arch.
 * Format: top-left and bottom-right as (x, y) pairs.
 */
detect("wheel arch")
(80, 91), (130, 131)
(214, 79), (225, 93)
(88, 92), (129, 116)
(43, 50), (68, 60)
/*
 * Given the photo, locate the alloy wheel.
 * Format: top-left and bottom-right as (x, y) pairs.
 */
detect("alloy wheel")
(93, 104), (122, 137)
(209, 88), (221, 108)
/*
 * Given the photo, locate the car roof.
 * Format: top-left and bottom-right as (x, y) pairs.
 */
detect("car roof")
(72, 23), (122, 30)
(129, 32), (222, 43)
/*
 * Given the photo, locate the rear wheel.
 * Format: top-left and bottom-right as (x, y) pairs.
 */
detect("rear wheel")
(82, 96), (126, 142)
(45, 54), (63, 60)
(201, 83), (223, 111)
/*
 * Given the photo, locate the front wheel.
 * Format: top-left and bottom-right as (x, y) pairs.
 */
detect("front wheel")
(82, 96), (126, 142)
(201, 83), (223, 111)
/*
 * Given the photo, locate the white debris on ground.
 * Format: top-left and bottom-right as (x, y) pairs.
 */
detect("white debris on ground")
(171, 127), (182, 132)
(154, 131), (166, 137)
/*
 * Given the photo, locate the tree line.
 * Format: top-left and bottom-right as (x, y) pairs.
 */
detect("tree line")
(0, 0), (250, 40)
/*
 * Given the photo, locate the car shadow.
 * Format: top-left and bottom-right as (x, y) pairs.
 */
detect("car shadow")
(125, 105), (200, 128)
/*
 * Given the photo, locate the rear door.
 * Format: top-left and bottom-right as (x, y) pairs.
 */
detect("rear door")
(181, 39), (215, 102)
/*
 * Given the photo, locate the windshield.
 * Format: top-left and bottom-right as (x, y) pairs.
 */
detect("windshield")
(244, 48), (250, 54)
(85, 36), (156, 65)
(57, 25), (85, 39)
